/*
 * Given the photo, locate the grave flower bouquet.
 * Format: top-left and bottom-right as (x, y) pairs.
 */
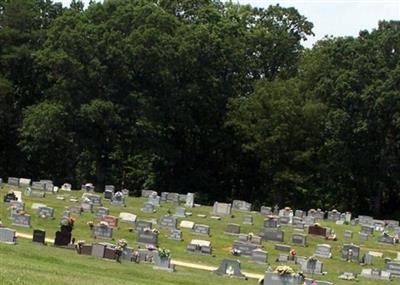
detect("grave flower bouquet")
(274, 265), (295, 276)
(158, 247), (171, 259)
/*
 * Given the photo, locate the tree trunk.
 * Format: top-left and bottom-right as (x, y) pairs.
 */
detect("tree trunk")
(95, 155), (107, 192)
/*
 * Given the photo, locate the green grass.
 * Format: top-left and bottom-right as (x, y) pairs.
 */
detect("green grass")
(0, 184), (399, 285)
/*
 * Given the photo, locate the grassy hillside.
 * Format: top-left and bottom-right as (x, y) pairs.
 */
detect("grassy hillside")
(0, 184), (399, 285)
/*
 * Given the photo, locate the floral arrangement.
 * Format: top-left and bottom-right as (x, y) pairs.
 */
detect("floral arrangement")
(274, 265), (295, 276)
(158, 247), (171, 259)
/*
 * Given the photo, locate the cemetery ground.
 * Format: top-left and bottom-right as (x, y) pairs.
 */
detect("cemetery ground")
(0, 184), (399, 285)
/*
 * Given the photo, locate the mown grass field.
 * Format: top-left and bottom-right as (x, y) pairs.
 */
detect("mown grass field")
(0, 184), (399, 285)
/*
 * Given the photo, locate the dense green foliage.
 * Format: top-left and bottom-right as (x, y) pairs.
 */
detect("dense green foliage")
(0, 0), (399, 218)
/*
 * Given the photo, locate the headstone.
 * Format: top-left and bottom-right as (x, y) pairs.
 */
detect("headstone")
(212, 202), (232, 217)
(69, 206), (82, 214)
(93, 224), (113, 239)
(166, 192), (179, 204)
(121, 246), (133, 261)
(232, 200), (252, 212)
(19, 178), (31, 186)
(359, 232), (369, 241)
(386, 261), (400, 277)
(276, 254), (289, 263)
(214, 259), (246, 279)
(31, 203), (47, 210)
(360, 224), (374, 235)
(119, 212), (137, 224)
(135, 220), (153, 232)
(32, 229), (46, 244)
(299, 256), (324, 275)
(186, 239), (212, 255)
(250, 249), (268, 264)
(31, 181), (46, 191)
(262, 272), (304, 285)
(80, 202), (93, 213)
(260, 228), (284, 242)
(260, 206), (272, 215)
(8, 177), (20, 187)
(275, 244), (291, 252)
(170, 229), (183, 241)
(101, 215), (118, 228)
(264, 217), (279, 228)
(278, 216), (290, 225)
(314, 244), (332, 258)
(308, 224), (328, 237)
(361, 268), (391, 280)
(159, 215), (177, 230)
(95, 207), (109, 218)
(174, 207), (186, 217)
(378, 232), (396, 245)
(364, 252), (374, 265)
(12, 214), (31, 227)
(38, 206), (54, 219)
(344, 230), (353, 239)
(327, 209), (341, 221)
(61, 183), (72, 191)
(291, 217), (305, 229)
(153, 253), (175, 272)
(292, 233), (307, 247)
(341, 244), (360, 262)
(304, 216), (315, 226)
(193, 224), (210, 236)
(141, 190), (157, 198)
(294, 210), (304, 218)
(225, 223), (240, 235)
(0, 228), (16, 244)
(141, 202), (155, 213)
(243, 215), (253, 225)
(137, 229), (158, 245)
(185, 193), (194, 208)
(148, 194), (160, 206)
(91, 243), (106, 258)
(104, 189), (113, 200)
(231, 241), (259, 256)
(111, 191), (125, 206)
(9, 201), (24, 217)
(180, 220), (194, 229)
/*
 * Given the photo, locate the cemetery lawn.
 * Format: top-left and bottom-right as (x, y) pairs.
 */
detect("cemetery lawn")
(1, 185), (399, 285)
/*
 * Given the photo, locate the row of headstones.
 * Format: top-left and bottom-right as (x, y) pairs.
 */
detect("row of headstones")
(7, 177), (55, 192)
(141, 190), (195, 208)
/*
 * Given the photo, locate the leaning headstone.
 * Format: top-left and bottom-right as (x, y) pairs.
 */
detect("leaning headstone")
(214, 259), (246, 279)
(315, 244), (332, 258)
(12, 214), (31, 227)
(93, 224), (113, 239)
(159, 215), (177, 230)
(212, 202), (232, 217)
(137, 229), (158, 245)
(192, 224), (210, 236)
(32, 229), (46, 244)
(232, 200), (252, 212)
(0, 228), (16, 244)
(250, 249), (268, 264)
(225, 223), (240, 235)
(292, 233), (307, 247)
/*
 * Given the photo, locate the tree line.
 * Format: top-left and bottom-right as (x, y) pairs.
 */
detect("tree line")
(1, 0), (399, 218)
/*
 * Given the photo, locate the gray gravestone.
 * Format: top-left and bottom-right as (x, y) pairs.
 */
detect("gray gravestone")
(141, 202), (155, 213)
(225, 223), (240, 235)
(243, 215), (253, 225)
(8, 177), (20, 187)
(264, 217), (279, 228)
(232, 200), (252, 212)
(136, 220), (153, 232)
(212, 202), (232, 217)
(378, 233), (395, 245)
(260, 206), (272, 215)
(95, 207), (109, 218)
(251, 249), (268, 264)
(159, 215), (177, 230)
(344, 230), (353, 239)
(386, 262), (400, 277)
(12, 214), (31, 227)
(93, 224), (113, 239)
(260, 228), (284, 242)
(232, 241), (259, 256)
(185, 193), (194, 208)
(341, 244), (360, 262)
(174, 207), (186, 217)
(292, 233), (307, 247)
(262, 272), (304, 285)
(38, 206), (54, 219)
(0, 228), (16, 244)
(193, 224), (210, 236)
(214, 259), (246, 279)
(170, 229), (183, 241)
(137, 230), (158, 245)
(300, 257), (324, 275)
(314, 244), (332, 258)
